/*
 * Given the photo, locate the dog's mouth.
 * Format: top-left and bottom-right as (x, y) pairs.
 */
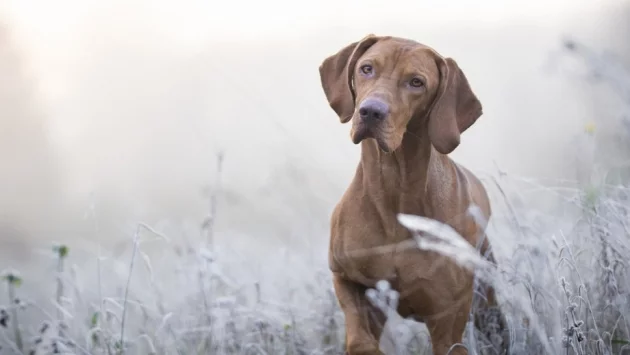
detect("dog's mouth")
(351, 123), (393, 153)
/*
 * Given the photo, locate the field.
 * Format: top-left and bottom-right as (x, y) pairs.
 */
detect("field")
(1, 1), (630, 354)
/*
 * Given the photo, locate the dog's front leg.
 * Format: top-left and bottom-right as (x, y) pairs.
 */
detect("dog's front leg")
(333, 273), (385, 355)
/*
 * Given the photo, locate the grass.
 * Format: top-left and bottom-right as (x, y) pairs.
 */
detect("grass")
(2, 39), (630, 355)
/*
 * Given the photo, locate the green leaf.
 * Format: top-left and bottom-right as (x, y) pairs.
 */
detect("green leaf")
(53, 244), (69, 258)
(90, 312), (99, 327)
(4, 274), (22, 287)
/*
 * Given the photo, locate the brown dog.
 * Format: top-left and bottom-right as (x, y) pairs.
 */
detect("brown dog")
(319, 35), (501, 355)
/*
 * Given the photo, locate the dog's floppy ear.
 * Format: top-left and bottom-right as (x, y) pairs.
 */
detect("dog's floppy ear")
(427, 56), (482, 154)
(319, 34), (381, 123)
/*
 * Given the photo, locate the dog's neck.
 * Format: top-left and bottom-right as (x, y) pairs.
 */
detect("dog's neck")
(358, 130), (433, 205)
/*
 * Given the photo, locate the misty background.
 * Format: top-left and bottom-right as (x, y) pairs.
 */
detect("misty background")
(1, 0), (630, 320)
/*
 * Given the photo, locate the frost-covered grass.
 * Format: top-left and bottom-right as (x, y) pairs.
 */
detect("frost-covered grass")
(2, 39), (630, 355)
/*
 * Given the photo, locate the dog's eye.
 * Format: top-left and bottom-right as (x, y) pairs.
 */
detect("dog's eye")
(360, 64), (373, 75)
(410, 78), (424, 88)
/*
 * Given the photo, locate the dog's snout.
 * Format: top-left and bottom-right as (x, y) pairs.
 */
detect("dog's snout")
(359, 99), (389, 122)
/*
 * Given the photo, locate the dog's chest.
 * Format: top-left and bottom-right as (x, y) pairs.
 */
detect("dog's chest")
(329, 202), (412, 287)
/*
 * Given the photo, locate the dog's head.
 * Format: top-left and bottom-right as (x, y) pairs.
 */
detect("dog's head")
(319, 34), (482, 154)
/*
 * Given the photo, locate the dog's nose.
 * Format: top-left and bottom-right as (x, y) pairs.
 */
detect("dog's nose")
(359, 99), (389, 122)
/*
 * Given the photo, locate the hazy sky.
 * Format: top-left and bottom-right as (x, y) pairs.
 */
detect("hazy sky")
(3, 0), (625, 141)
(4, 0), (619, 42)
(1, 0), (629, 251)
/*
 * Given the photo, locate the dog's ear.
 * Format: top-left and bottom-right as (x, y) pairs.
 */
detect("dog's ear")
(319, 34), (381, 123)
(427, 56), (482, 154)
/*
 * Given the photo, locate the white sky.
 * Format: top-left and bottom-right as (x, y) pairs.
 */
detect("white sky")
(2, 0), (622, 45)
(2, 0), (628, 180)
(2, 0), (623, 103)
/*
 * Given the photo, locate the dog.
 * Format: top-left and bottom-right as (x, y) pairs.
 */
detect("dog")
(318, 34), (503, 355)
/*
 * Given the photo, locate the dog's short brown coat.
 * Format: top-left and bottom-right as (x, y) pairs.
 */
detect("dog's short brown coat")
(319, 35), (499, 355)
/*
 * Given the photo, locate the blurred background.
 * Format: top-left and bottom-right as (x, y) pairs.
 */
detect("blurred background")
(1, 0), (630, 353)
